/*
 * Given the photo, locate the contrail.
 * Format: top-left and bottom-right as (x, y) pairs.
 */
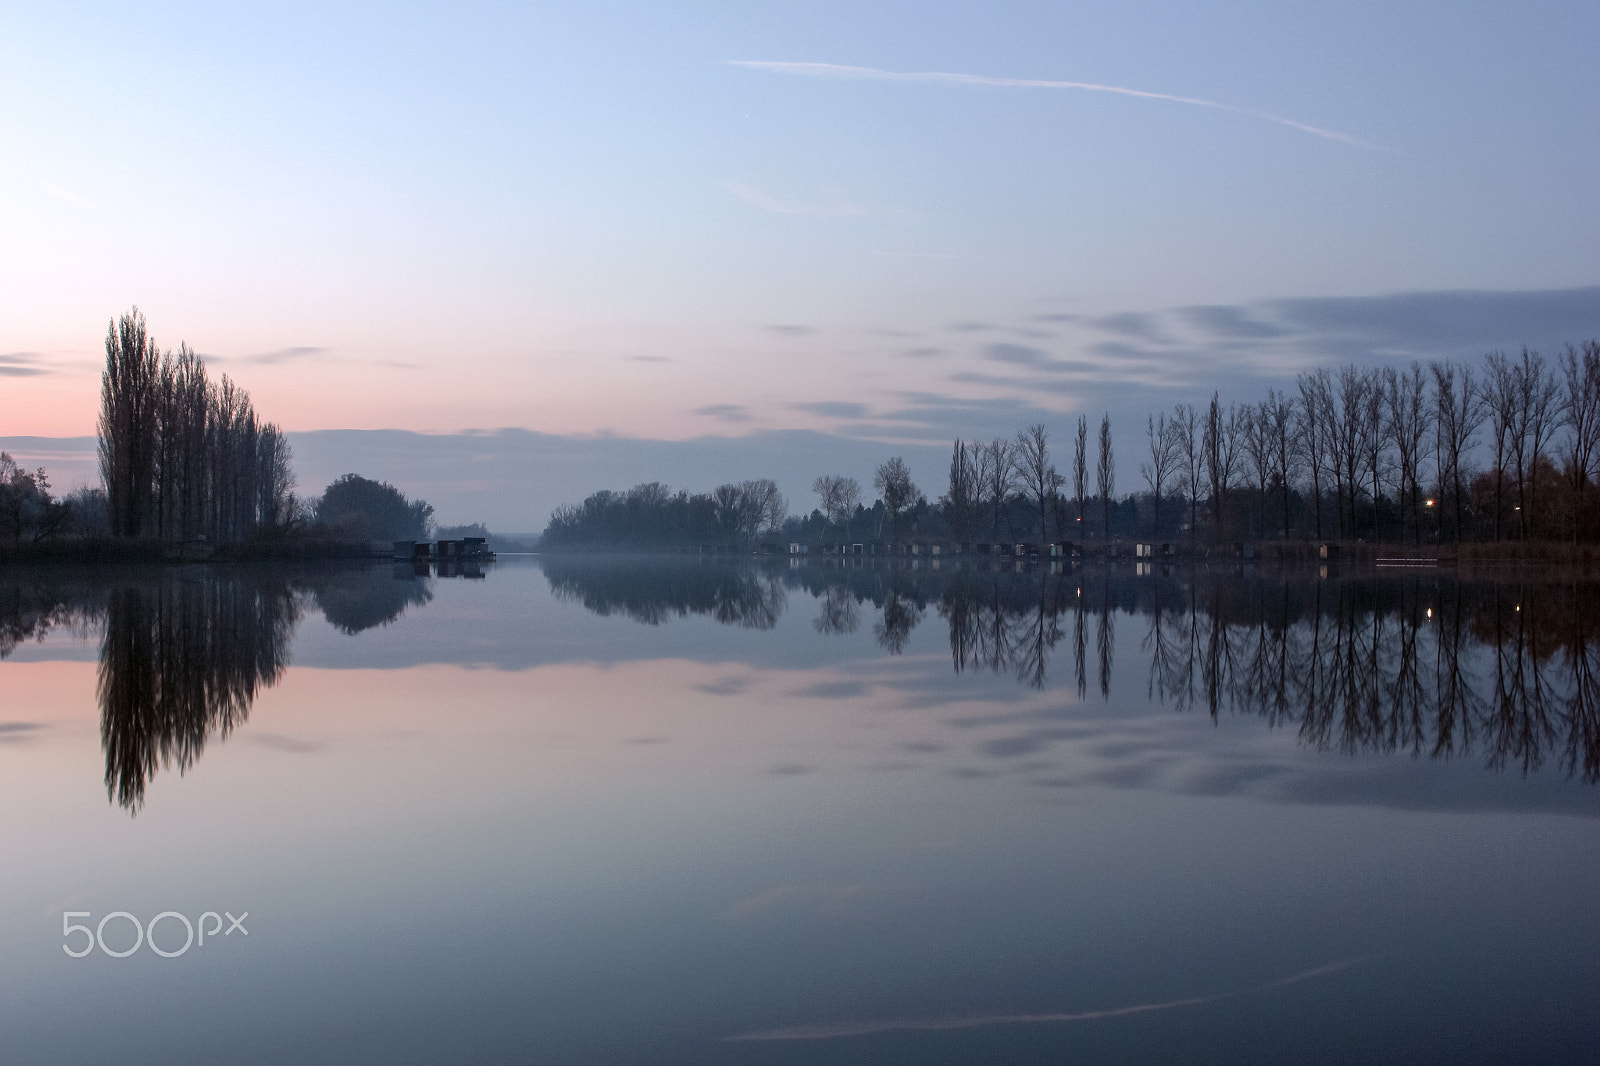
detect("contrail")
(730, 60), (1372, 149)
(725, 955), (1374, 1042)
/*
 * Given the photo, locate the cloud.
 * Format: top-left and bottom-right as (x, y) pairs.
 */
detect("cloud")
(243, 346), (326, 366)
(625, 355), (672, 363)
(0, 722), (43, 743)
(694, 404), (751, 423)
(1180, 305), (1292, 339)
(791, 680), (870, 699)
(791, 401), (870, 419)
(1090, 312), (1165, 340)
(984, 342), (1051, 367)
(726, 180), (866, 217)
(697, 676), (750, 696)
(948, 321), (994, 333)
(730, 60), (1373, 147)
(898, 347), (947, 359)
(250, 733), (323, 754)
(981, 343), (1103, 375)
(0, 352), (51, 376)
(766, 324), (816, 337)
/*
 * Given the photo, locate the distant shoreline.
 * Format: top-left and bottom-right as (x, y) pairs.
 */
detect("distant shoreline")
(0, 538), (384, 567)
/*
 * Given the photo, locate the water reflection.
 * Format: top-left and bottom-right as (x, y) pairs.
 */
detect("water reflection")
(0, 563), (453, 811)
(308, 565), (434, 634)
(100, 572), (300, 810)
(544, 558), (1600, 782)
(542, 556), (786, 629)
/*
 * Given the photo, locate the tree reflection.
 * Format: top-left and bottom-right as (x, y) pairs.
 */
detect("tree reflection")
(0, 573), (101, 657)
(874, 589), (923, 654)
(99, 571), (300, 811)
(787, 560), (1600, 781)
(307, 565), (433, 634)
(813, 584), (859, 635)
(542, 557), (786, 630)
(1134, 571), (1600, 781)
(533, 557), (1600, 780)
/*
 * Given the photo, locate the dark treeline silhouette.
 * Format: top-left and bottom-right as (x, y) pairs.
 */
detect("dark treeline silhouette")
(315, 473), (434, 543)
(938, 343), (1599, 547)
(98, 308), (295, 543)
(0, 453), (72, 543)
(542, 479), (786, 551)
(542, 342), (1597, 553)
(540, 557), (1600, 779)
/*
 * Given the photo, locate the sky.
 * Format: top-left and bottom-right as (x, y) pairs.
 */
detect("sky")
(2, 2), (1598, 529)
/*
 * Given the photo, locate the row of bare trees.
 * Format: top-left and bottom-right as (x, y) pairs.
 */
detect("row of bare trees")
(98, 309), (295, 542)
(938, 418), (1115, 543)
(1135, 342), (1600, 544)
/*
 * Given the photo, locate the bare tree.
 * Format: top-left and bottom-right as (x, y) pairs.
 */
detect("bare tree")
(982, 437), (1017, 538)
(1359, 370), (1388, 539)
(812, 475), (861, 530)
(99, 309), (162, 538)
(713, 483), (746, 539)
(1239, 401), (1271, 538)
(1431, 360), (1482, 544)
(1483, 350), (1517, 542)
(1559, 341), (1600, 544)
(1096, 414), (1114, 539)
(1142, 412), (1179, 537)
(874, 457), (919, 540)
(939, 439), (982, 544)
(1203, 394), (1240, 540)
(1264, 389), (1296, 538)
(1509, 346), (1559, 539)
(1172, 404), (1200, 539)
(739, 478), (787, 537)
(1013, 424), (1063, 542)
(1384, 362), (1432, 545)
(1296, 370), (1333, 540)
(1073, 415), (1089, 531)
(1331, 367), (1372, 538)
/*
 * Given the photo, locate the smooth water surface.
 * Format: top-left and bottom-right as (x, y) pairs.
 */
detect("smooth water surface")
(3, 556), (1598, 1064)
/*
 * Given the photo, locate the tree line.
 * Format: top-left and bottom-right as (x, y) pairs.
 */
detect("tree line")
(541, 479), (787, 550)
(928, 342), (1600, 547)
(98, 308), (295, 543)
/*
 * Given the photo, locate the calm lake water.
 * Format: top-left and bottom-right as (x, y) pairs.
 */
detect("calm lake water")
(3, 555), (1598, 1064)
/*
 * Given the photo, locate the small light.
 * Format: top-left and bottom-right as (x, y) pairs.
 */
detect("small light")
(1425, 499), (1434, 507)
(1426, 608), (1432, 619)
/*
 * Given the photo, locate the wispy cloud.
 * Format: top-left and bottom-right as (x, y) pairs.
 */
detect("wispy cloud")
(253, 346), (325, 365)
(726, 179), (867, 217)
(731, 61), (1372, 148)
(766, 324), (816, 337)
(791, 401), (870, 419)
(0, 352), (52, 376)
(694, 403), (751, 423)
